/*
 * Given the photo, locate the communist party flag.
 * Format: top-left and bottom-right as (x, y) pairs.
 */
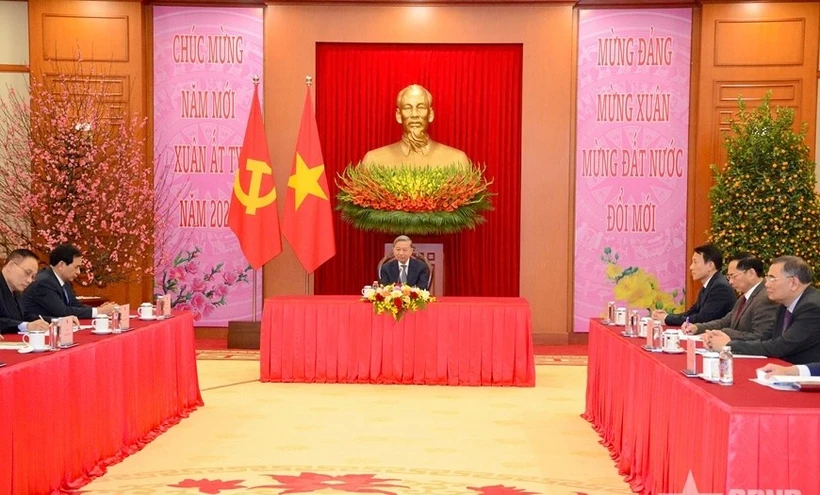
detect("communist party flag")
(282, 86), (336, 273)
(228, 84), (282, 269)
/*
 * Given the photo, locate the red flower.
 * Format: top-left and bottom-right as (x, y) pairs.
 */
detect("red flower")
(393, 298), (403, 309)
(375, 293), (385, 301)
(467, 486), (541, 495)
(409, 291), (419, 300)
(256, 472), (407, 494)
(168, 478), (247, 494)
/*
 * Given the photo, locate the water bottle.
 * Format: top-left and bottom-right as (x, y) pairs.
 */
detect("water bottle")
(606, 301), (616, 325)
(651, 320), (663, 349)
(50, 318), (60, 350)
(626, 310), (639, 337)
(112, 305), (122, 333)
(719, 346), (733, 386)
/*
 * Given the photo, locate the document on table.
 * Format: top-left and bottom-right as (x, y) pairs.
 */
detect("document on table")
(751, 375), (820, 391)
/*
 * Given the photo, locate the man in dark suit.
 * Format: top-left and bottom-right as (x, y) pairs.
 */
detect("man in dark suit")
(22, 244), (117, 320)
(760, 362), (820, 377)
(683, 253), (778, 340)
(706, 256), (820, 365)
(652, 244), (736, 326)
(0, 249), (50, 335)
(379, 235), (429, 290)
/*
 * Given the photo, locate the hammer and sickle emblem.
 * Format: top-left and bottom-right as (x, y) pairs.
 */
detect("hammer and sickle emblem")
(233, 158), (277, 215)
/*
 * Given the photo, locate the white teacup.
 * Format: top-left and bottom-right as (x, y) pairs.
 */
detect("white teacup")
(138, 303), (154, 319)
(93, 315), (110, 333)
(23, 330), (49, 350)
(614, 307), (627, 325)
(361, 285), (373, 296)
(663, 330), (682, 351)
(639, 317), (652, 337)
(702, 352), (720, 380)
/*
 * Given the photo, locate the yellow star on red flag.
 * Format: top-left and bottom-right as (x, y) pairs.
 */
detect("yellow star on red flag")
(287, 152), (327, 210)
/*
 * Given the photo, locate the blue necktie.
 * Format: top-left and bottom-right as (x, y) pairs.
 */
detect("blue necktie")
(62, 285), (70, 305)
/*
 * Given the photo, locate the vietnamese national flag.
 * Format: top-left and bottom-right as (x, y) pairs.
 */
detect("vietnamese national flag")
(228, 84), (282, 270)
(282, 86), (336, 273)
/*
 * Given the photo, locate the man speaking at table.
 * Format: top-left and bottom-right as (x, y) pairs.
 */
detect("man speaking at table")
(0, 249), (50, 335)
(22, 244), (118, 320)
(651, 244), (736, 326)
(380, 235), (430, 290)
(705, 256), (820, 364)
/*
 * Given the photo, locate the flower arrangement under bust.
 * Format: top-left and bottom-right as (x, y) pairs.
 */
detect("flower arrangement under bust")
(362, 283), (435, 321)
(336, 163), (493, 235)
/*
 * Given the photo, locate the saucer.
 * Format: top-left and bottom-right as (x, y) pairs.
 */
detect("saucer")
(139, 315), (157, 321)
(663, 348), (685, 354)
(91, 330), (113, 335)
(18, 346), (50, 354)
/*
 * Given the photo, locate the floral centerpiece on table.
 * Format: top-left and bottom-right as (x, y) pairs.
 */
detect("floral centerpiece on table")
(362, 283), (435, 321)
(336, 163), (493, 234)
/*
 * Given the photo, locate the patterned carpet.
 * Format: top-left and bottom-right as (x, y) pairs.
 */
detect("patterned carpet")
(79, 361), (627, 495)
(195, 349), (588, 366)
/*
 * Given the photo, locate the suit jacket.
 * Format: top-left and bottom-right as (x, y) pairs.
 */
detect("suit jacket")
(665, 272), (736, 326)
(730, 286), (820, 365)
(22, 268), (93, 320)
(379, 257), (429, 290)
(808, 363), (820, 376)
(695, 282), (778, 341)
(0, 276), (25, 334)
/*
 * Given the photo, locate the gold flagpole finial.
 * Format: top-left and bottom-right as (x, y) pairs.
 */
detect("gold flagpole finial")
(305, 75), (313, 87)
(252, 75), (260, 86)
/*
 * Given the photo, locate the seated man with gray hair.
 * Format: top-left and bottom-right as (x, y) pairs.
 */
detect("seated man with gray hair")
(379, 235), (430, 290)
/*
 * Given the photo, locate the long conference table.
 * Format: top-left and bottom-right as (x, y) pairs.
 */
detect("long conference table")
(584, 318), (820, 494)
(0, 313), (202, 495)
(260, 296), (535, 386)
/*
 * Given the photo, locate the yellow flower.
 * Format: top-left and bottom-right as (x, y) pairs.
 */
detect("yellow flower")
(614, 270), (656, 309)
(605, 263), (623, 279)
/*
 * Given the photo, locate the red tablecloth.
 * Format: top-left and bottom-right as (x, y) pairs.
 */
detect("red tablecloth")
(583, 318), (820, 494)
(0, 313), (203, 495)
(260, 296), (534, 386)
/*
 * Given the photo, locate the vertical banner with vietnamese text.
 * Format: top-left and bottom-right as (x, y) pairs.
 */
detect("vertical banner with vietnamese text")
(574, 9), (692, 332)
(153, 7), (263, 325)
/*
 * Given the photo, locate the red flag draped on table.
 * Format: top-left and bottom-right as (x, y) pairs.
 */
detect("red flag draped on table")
(282, 85), (336, 273)
(228, 83), (282, 269)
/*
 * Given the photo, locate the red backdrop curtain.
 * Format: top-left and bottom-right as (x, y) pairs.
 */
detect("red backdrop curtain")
(314, 43), (522, 297)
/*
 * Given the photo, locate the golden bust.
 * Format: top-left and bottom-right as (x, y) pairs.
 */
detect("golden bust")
(361, 84), (470, 168)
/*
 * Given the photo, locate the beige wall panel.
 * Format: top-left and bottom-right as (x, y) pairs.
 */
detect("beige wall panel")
(264, 4), (573, 340)
(714, 19), (805, 66)
(0, 1), (30, 65)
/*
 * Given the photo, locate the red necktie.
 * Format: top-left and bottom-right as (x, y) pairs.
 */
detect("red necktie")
(732, 296), (747, 326)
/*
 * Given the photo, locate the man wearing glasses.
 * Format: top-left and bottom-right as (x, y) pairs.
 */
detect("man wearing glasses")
(705, 255), (820, 364)
(681, 253), (778, 341)
(0, 249), (50, 335)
